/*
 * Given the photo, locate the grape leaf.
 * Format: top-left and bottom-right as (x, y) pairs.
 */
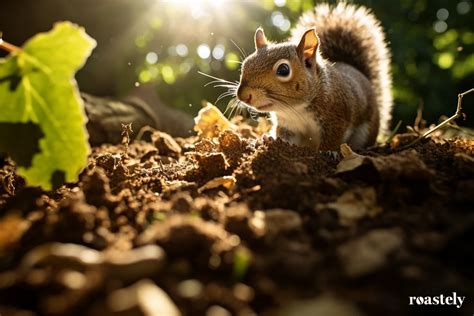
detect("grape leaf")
(0, 22), (96, 190)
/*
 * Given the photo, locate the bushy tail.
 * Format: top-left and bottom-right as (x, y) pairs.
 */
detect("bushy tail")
(291, 2), (393, 136)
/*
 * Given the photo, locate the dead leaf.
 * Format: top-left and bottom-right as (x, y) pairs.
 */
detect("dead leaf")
(194, 102), (236, 139)
(337, 144), (367, 174)
(318, 187), (382, 226)
(198, 176), (236, 193)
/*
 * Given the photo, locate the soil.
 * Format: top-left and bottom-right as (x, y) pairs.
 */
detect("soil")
(0, 114), (473, 316)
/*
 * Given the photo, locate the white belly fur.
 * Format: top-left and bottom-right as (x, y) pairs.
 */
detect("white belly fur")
(273, 103), (321, 146)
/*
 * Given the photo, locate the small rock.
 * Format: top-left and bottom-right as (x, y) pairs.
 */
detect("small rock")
(206, 305), (232, 316)
(97, 279), (181, 316)
(177, 279), (203, 299)
(104, 245), (166, 283)
(317, 187), (382, 226)
(0, 305), (37, 316)
(262, 209), (303, 238)
(337, 228), (404, 277)
(279, 295), (364, 316)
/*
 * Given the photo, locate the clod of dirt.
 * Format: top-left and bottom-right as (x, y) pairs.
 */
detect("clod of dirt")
(317, 187), (382, 226)
(0, 305), (36, 316)
(185, 152), (230, 184)
(13, 242), (166, 288)
(259, 209), (303, 239)
(1, 106), (474, 316)
(337, 228), (404, 278)
(95, 153), (130, 186)
(20, 192), (109, 250)
(224, 204), (265, 241)
(0, 213), (30, 256)
(152, 131), (182, 157)
(337, 144), (435, 181)
(218, 130), (248, 169)
(279, 295), (364, 316)
(103, 245), (166, 283)
(136, 215), (239, 267)
(81, 168), (117, 207)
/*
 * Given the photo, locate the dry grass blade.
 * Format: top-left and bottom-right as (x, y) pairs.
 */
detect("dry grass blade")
(386, 120), (402, 144)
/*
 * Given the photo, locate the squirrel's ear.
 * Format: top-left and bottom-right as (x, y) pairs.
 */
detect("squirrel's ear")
(297, 29), (319, 61)
(255, 27), (268, 50)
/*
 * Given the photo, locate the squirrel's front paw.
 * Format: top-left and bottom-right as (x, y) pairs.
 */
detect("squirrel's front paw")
(262, 134), (276, 145)
(320, 150), (340, 160)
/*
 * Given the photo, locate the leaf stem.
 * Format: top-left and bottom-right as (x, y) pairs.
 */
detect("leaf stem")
(0, 39), (22, 54)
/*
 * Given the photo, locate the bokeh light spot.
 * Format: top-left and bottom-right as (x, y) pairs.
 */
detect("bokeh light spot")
(274, 0), (286, 7)
(212, 44), (225, 60)
(457, 1), (472, 14)
(436, 8), (449, 21)
(145, 52), (158, 64)
(197, 44), (211, 59)
(437, 52), (454, 69)
(176, 44), (189, 57)
(271, 11), (285, 27)
(161, 65), (176, 84)
(433, 20), (448, 33)
(225, 52), (240, 70)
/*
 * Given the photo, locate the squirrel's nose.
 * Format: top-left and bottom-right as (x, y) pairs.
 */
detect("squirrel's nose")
(237, 84), (253, 105)
(246, 94), (252, 104)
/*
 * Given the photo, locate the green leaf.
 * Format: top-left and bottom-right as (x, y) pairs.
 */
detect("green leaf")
(0, 22), (96, 190)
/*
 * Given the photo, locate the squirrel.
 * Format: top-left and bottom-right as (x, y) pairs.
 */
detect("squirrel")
(236, 2), (393, 151)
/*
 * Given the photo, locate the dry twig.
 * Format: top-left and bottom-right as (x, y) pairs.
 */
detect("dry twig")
(400, 88), (474, 150)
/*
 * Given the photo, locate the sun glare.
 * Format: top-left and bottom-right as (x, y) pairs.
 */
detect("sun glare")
(164, 0), (231, 17)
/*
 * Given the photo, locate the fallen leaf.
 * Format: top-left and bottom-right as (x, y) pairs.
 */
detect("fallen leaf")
(194, 102), (236, 139)
(336, 144), (367, 174)
(198, 176), (236, 193)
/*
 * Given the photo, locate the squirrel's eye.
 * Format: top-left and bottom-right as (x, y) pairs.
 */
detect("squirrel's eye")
(276, 63), (290, 77)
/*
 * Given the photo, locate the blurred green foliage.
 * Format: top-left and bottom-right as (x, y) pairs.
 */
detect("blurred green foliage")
(133, 0), (474, 129)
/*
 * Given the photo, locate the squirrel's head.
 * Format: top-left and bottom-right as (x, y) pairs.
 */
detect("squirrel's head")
(237, 27), (323, 112)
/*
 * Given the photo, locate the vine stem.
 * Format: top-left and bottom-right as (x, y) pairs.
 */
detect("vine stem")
(0, 39), (22, 53)
(400, 88), (474, 150)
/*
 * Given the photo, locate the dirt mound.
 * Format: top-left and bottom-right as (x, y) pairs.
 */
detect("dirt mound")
(0, 112), (473, 316)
